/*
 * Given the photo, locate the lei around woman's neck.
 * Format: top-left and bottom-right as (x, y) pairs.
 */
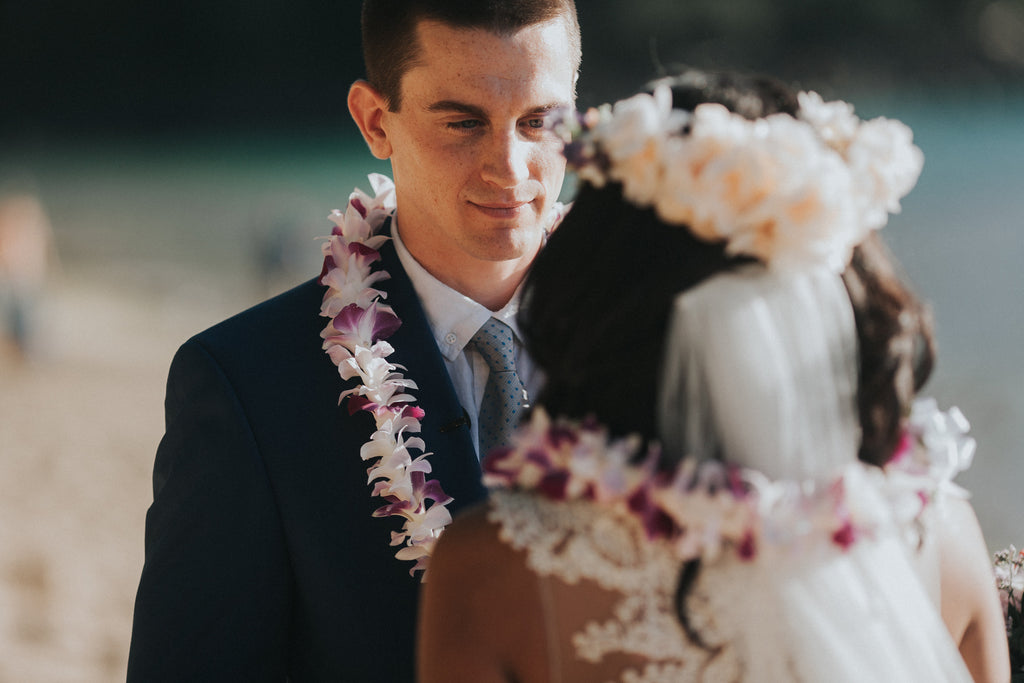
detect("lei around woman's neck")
(483, 398), (974, 563)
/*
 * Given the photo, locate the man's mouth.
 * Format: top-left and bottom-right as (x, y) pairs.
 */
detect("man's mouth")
(470, 200), (531, 219)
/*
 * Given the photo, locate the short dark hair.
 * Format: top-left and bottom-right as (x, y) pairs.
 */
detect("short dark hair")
(360, 0), (580, 111)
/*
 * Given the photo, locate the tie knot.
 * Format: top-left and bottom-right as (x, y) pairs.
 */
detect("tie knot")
(470, 318), (517, 374)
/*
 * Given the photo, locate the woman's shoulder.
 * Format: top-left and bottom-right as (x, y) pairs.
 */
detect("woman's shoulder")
(424, 499), (536, 592)
(428, 503), (502, 565)
(419, 500), (551, 683)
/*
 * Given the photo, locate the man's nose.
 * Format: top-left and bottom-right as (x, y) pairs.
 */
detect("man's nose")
(480, 130), (530, 188)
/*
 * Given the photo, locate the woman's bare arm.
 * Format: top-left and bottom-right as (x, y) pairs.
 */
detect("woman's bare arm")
(938, 496), (1010, 682)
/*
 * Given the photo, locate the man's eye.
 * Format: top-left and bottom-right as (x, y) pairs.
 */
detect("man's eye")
(448, 120), (480, 131)
(525, 117), (546, 129)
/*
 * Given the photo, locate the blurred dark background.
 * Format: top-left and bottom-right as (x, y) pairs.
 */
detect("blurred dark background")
(2, 0), (1023, 139)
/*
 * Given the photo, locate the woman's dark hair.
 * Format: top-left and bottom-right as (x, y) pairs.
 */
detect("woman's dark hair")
(843, 232), (936, 466)
(521, 180), (743, 443)
(519, 67), (935, 639)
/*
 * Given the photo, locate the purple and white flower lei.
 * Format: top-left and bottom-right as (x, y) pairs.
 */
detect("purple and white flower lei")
(483, 399), (974, 564)
(319, 174), (452, 577)
(318, 174), (568, 576)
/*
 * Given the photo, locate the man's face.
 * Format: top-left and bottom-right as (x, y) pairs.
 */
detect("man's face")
(378, 18), (576, 281)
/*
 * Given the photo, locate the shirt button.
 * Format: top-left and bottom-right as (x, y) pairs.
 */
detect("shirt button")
(444, 333), (457, 345)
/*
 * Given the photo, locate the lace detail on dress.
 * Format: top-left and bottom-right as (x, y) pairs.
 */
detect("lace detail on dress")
(482, 400), (977, 683)
(489, 490), (743, 683)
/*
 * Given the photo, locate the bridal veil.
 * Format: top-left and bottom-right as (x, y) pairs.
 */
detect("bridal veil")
(657, 263), (861, 479)
(651, 263), (972, 681)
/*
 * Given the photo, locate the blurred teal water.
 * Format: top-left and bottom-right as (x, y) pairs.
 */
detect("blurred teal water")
(3, 89), (1021, 551)
(873, 91), (1024, 553)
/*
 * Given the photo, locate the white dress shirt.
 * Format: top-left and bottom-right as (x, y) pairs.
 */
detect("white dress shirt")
(391, 219), (542, 457)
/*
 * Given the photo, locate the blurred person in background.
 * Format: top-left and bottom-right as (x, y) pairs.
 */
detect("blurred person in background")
(0, 181), (53, 361)
(126, 1), (580, 681)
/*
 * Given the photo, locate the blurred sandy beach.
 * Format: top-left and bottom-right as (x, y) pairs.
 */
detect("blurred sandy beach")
(0, 130), (368, 681)
(0, 263), (261, 681)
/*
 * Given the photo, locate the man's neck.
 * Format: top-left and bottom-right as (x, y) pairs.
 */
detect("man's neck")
(394, 225), (540, 312)
(448, 261), (530, 311)
(417, 253), (531, 311)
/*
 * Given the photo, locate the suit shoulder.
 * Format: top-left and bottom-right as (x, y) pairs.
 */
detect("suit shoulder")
(169, 278), (329, 384)
(196, 278), (325, 344)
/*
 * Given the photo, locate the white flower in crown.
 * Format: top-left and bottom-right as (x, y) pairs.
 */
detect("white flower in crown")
(560, 87), (924, 273)
(797, 91), (860, 152)
(847, 117), (924, 230)
(739, 116), (865, 271)
(798, 91), (924, 233)
(660, 103), (866, 271)
(599, 85), (689, 207)
(656, 103), (751, 241)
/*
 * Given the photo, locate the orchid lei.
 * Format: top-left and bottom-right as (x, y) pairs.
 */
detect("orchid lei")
(318, 174), (568, 576)
(319, 173), (452, 577)
(483, 398), (974, 564)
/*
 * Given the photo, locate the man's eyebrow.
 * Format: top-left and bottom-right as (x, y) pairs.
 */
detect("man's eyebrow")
(530, 102), (570, 115)
(425, 101), (568, 117)
(426, 100), (488, 117)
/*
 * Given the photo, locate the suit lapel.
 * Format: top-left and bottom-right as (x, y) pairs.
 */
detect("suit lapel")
(373, 230), (486, 513)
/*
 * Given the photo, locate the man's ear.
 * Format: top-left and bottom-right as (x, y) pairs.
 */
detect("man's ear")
(348, 80), (393, 160)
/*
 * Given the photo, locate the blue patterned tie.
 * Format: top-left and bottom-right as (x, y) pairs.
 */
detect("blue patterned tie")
(470, 318), (527, 457)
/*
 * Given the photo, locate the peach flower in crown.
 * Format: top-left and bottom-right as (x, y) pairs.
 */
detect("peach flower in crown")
(552, 84), (924, 273)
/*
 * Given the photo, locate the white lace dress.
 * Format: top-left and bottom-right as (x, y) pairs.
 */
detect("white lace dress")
(488, 483), (972, 683)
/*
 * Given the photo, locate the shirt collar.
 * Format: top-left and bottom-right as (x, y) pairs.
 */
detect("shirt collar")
(391, 217), (525, 361)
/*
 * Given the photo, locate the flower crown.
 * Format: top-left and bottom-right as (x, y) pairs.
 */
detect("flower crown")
(551, 85), (924, 272)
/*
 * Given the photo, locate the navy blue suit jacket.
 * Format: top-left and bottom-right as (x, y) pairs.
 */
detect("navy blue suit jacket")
(127, 236), (486, 681)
